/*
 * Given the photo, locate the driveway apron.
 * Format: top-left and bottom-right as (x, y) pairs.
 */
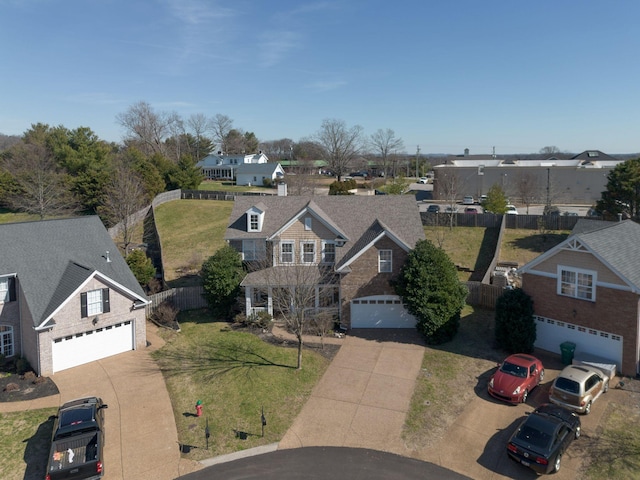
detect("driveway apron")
(278, 330), (426, 456)
(48, 326), (196, 480)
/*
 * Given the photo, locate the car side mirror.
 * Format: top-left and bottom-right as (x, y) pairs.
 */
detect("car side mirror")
(99, 404), (108, 410)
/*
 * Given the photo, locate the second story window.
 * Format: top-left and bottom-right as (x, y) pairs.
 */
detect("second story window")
(81, 288), (110, 318)
(242, 239), (265, 261)
(304, 217), (312, 231)
(249, 214), (259, 231)
(301, 241), (315, 263)
(558, 266), (595, 301)
(322, 241), (336, 263)
(378, 250), (392, 273)
(281, 241), (294, 264)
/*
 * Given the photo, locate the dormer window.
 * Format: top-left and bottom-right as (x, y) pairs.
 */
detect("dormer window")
(246, 207), (264, 232)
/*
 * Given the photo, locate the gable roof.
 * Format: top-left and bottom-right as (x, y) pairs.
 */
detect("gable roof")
(235, 163), (284, 176)
(225, 196), (425, 265)
(519, 219), (640, 292)
(0, 216), (148, 327)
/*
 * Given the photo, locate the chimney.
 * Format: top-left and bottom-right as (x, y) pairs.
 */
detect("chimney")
(464, 148), (469, 157)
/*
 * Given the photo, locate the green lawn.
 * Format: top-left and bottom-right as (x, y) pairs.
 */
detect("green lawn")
(0, 407), (56, 480)
(152, 310), (331, 460)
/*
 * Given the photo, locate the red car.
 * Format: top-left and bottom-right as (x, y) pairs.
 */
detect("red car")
(488, 354), (544, 404)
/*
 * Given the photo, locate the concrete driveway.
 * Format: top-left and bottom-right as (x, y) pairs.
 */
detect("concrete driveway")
(278, 329), (426, 456)
(47, 326), (199, 480)
(418, 351), (615, 480)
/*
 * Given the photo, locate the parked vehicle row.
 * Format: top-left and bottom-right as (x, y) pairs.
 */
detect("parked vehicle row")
(489, 355), (610, 475)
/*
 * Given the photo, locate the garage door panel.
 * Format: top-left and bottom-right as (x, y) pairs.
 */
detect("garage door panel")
(351, 295), (416, 328)
(52, 320), (134, 372)
(534, 316), (622, 369)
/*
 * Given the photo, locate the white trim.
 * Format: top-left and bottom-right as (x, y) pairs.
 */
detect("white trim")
(321, 240), (336, 264)
(378, 249), (393, 273)
(280, 240), (294, 264)
(557, 265), (596, 301)
(300, 241), (316, 264)
(336, 230), (410, 273)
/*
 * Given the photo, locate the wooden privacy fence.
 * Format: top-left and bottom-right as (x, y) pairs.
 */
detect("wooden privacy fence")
(465, 281), (505, 309)
(146, 286), (208, 318)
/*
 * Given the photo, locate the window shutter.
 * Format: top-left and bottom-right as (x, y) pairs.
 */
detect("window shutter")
(102, 288), (110, 313)
(8, 277), (16, 302)
(81, 292), (88, 318)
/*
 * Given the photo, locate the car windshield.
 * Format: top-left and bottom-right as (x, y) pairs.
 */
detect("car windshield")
(500, 361), (527, 378)
(554, 377), (580, 394)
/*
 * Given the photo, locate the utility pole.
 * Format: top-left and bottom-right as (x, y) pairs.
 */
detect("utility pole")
(415, 145), (420, 179)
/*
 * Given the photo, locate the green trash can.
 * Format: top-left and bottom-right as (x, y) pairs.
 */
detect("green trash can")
(560, 341), (576, 365)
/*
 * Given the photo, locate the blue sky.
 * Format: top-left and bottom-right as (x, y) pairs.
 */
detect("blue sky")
(2, 0), (639, 155)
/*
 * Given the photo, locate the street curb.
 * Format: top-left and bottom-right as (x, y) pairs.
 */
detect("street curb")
(198, 443), (279, 467)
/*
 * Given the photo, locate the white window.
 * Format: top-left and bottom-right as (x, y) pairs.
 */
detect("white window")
(304, 217), (312, 231)
(281, 241), (294, 264)
(301, 241), (315, 263)
(87, 289), (103, 316)
(0, 325), (13, 357)
(249, 214), (259, 231)
(322, 241), (336, 263)
(379, 250), (392, 273)
(0, 278), (9, 302)
(242, 239), (265, 261)
(558, 266), (595, 301)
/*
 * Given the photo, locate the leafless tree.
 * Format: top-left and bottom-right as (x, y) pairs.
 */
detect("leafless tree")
(2, 143), (78, 218)
(259, 138), (294, 160)
(513, 172), (540, 214)
(98, 157), (147, 254)
(438, 172), (462, 229)
(249, 262), (339, 370)
(116, 101), (180, 157)
(286, 158), (318, 195)
(315, 119), (363, 180)
(368, 128), (404, 177)
(539, 146), (561, 156)
(209, 114), (234, 152)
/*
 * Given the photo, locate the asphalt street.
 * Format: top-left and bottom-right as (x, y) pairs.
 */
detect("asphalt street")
(176, 447), (473, 480)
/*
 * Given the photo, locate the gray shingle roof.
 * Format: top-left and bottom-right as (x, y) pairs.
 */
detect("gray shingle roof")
(0, 216), (147, 327)
(226, 195), (425, 265)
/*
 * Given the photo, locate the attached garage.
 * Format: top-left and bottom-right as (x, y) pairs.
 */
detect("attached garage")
(534, 315), (622, 369)
(350, 295), (416, 328)
(52, 320), (135, 373)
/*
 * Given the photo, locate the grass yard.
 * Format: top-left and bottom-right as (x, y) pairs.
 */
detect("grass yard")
(152, 310), (331, 461)
(154, 200), (233, 286)
(500, 228), (571, 266)
(0, 407), (56, 480)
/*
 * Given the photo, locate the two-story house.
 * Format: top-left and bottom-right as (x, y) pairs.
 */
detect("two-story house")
(0, 216), (149, 376)
(519, 219), (640, 377)
(224, 196), (425, 329)
(197, 151), (269, 181)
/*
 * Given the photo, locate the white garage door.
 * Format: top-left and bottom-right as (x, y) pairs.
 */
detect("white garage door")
(351, 295), (416, 328)
(534, 315), (622, 369)
(52, 320), (134, 373)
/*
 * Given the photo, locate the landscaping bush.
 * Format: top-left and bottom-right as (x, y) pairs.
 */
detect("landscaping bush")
(234, 311), (273, 332)
(495, 288), (536, 353)
(329, 179), (357, 195)
(201, 245), (244, 319)
(15, 357), (31, 375)
(152, 299), (180, 330)
(126, 249), (156, 286)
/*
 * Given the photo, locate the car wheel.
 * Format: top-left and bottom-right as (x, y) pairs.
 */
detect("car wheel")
(554, 454), (562, 473)
(585, 401), (592, 415)
(575, 425), (581, 439)
(521, 389), (528, 403)
(539, 369), (545, 383)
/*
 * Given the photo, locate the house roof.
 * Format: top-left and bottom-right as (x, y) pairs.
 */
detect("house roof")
(519, 219), (640, 292)
(235, 163), (284, 175)
(0, 216), (148, 327)
(226, 195), (425, 266)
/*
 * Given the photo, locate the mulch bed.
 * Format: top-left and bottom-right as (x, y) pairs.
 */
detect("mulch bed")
(0, 373), (59, 403)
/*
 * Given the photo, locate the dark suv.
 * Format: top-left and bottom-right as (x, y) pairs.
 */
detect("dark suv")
(426, 204), (441, 213)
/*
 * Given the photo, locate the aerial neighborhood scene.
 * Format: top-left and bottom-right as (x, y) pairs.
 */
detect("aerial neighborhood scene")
(2, 2), (640, 480)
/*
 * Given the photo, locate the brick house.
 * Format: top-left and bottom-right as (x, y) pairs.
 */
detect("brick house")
(224, 196), (425, 328)
(518, 219), (640, 377)
(0, 217), (149, 376)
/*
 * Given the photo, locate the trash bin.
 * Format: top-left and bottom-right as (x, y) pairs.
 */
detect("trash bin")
(560, 341), (576, 365)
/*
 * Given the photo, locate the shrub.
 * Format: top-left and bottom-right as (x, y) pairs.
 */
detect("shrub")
(495, 288), (536, 353)
(152, 300), (180, 330)
(126, 249), (156, 286)
(201, 246), (244, 319)
(262, 178), (273, 188)
(329, 179), (357, 195)
(234, 311), (273, 331)
(15, 357), (31, 375)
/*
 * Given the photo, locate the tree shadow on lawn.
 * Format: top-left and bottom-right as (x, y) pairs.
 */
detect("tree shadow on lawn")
(508, 232), (569, 254)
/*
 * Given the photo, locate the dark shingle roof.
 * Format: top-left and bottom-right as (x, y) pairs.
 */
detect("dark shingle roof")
(0, 216), (147, 327)
(226, 196), (425, 265)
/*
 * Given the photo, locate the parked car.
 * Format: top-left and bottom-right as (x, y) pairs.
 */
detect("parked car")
(464, 207), (478, 214)
(506, 204), (518, 215)
(507, 403), (581, 474)
(418, 177), (429, 184)
(479, 194), (488, 203)
(46, 396), (108, 480)
(426, 204), (441, 213)
(544, 205), (560, 216)
(444, 205), (458, 213)
(463, 195), (475, 205)
(549, 364), (609, 414)
(488, 354), (545, 404)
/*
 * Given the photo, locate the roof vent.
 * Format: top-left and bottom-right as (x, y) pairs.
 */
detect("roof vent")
(105, 251), (111, 263)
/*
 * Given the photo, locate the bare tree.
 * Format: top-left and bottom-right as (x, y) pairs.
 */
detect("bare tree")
(368, 128), (404, 177)
(248, 262), (339, 370)
(513, 172), (540, 214)
(438, 172), (462, 229)
(286, 158), (318, 195)
(315, 119), (363, 180)
(539, 146), (561, 156)
(260, 138), (294, 160)
(116, 101), (180, 157)
(98, 157), (147, 254)
(209, 114), (234, 153)
(3, 143), (78, 219)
